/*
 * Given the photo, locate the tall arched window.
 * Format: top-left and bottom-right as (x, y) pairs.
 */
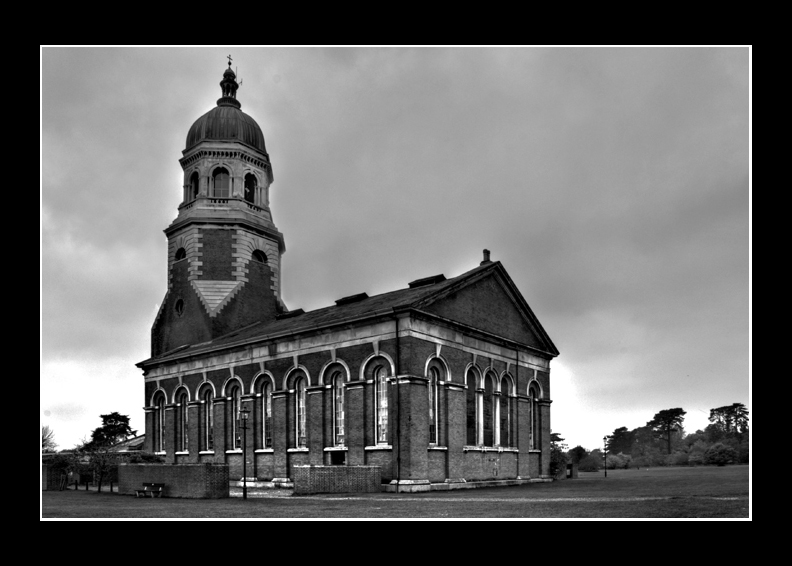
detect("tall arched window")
(212, 167), (230, 198)
(260, 380), (272, 449)
(466, 369), (477, 445)
(228, 382), (241, 449)
(500, 377), (512, 447)
(190, 171), (199, 200)
(332, 372), (345, 446)
(529, 382), (540, 450)
(244, 173), (257, 204)
(295, 378), (307, 448)
(483, 374), (495, 447)
(200, 386), (214, 451)
(176, 388), (189, 452)
(428, 366), (440, 445)
(153, 391), (166, 453)
(375, 366), (389, 444)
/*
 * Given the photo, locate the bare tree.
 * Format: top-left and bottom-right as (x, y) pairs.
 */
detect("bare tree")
(42, 425), (57, 453)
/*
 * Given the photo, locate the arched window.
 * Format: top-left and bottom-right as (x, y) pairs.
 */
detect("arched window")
(428, 366), (440, 445)
(190, 171), (199, 200)
(176, 388), (189, 452)
(483, 374), (495, 447)
(200, 386), (214, 451)
(375, 366), (389, 444)
(500, 377), (512, 447)
(529, 383), (540, 450)
(212, 167), (230, 198)
(175, 247), (186, 261)
(252, 249), (267, 263)
(332, 372), (345, 446)
(466, 369), (478, 445)
(152, 391), (166, 453)
(295, 378), (307, 448)
(260, 380), (272, 449)
(244, 173), (257, 204)
(228, 382), (241, 449)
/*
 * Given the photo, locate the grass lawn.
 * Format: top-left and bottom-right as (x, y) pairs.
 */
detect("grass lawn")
(41, 465), (750, 519)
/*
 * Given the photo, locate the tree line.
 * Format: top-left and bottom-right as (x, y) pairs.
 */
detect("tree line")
(550, 403), (749, 475)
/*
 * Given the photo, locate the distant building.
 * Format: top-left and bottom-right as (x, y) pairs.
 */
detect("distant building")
(137, 61), (559, 490)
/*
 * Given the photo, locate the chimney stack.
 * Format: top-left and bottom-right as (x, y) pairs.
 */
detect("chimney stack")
(481, 249), (491, 265)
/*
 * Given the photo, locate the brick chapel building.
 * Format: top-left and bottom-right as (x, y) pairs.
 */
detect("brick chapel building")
(137, 62), (560, 491)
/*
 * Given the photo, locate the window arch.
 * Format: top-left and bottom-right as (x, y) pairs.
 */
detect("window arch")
(227, 381), (242, 450)
(483, 373), (496, 447)
(295, 377), (307, 448)
(374, 365), (389, 444)
(332, 371), (345, 447)
(529, 382), (541, 450)
(466, 368), (478, 445)
(427, 364), (442, 445)
(252, 249), (267, 263)
(212, 167), (230, 198)
(244, 173), (257, 204)
(152, 391), (166, 453)
(199, 384), (214, 451)
(175, 247), (186, 261)
(175, 388), (189, 452)
(500, 376), (512, 447)
(256, 377), (273, 449)
(190, 171), (199, 200)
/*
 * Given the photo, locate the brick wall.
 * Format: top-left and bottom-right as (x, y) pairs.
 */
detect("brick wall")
(292, 465), (381, 495)
(118, 463), (229, 498)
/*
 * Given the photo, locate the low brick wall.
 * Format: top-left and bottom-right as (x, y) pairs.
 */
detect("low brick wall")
(293, 465), (381, 495)
(119, 463), (229, 498)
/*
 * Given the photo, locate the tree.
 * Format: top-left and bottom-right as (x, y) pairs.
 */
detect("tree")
(647, 408), (686, 455)
(704, 442), (737, 466)
(709, 403), (749, 441)
(83, 412), (137, 450)
(41, 425), (57, 453)
(608, 426), (635, 455)
(549, 432), (569, 478)
(568, 445), (589, 464)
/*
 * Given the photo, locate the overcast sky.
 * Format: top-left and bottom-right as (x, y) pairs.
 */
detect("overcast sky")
(41, 46), (750, 453)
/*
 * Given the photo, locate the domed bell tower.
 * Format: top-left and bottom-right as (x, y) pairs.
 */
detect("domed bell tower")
(151, 60), (286, 357)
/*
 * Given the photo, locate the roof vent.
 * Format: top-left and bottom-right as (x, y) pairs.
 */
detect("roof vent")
(276, 308), (304, 320)
(408, 274), (446, 288)
(335, 292), (369, 306)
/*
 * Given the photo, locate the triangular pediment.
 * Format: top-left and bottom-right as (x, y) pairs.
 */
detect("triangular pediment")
(191, 280), (243, 317)
(415, 264), (558, 356)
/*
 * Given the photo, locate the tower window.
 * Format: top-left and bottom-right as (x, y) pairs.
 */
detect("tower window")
(190, 172), (199, 200)
(244, 173), (257, 205)
(252, 250), (267, 263)
(174, 299), (184, 316)
(212, 168), (230, 198)
(175, 247), (186, 261)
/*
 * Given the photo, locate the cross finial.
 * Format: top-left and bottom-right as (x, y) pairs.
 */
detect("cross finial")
(227, 54), (233, 67)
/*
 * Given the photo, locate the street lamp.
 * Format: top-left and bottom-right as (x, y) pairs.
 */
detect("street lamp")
(240, 406), (250, 499)
(603, 436), (608, 478)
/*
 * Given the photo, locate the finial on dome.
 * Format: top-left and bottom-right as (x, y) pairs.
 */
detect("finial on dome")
(218, 56), (241, 109)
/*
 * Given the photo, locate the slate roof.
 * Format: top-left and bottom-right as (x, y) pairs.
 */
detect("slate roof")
(138, 261), (557, 368)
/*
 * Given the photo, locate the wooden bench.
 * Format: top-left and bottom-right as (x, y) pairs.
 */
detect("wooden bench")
(135, 482), (165, 498)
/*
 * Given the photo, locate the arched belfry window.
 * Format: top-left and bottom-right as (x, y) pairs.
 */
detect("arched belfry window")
(466, 369), (478, 445)
(212, 167), (230, 198)
(175, 247), (186, 261)
(252, 250), (267, 263)
(190, 171), (199, 200)
(244, 173), (257, 204)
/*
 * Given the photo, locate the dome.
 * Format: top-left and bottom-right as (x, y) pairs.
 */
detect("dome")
(185, 105), (268, 154)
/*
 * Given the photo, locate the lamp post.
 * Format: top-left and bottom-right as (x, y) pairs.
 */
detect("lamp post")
(603, 436), (608, 478)
(240, 406), (250, 500)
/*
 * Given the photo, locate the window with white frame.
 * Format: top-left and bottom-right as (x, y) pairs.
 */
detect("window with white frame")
(176, 388), (189, 452)
(295, 378), (307, 448)
(500, 377), (512, 447)
(428, 366), (440, 444)
(466, 369), (477, 445)
(201, 386), (214, 451)
(483, 373), (495, 447)
(332, 372), (345, 446)
(375, 366), (389, 444)
(529, 382), (540, 450)
(228, 382), (241, 449)
(260, 380), (272, 449)
(153, 392), (166, 453)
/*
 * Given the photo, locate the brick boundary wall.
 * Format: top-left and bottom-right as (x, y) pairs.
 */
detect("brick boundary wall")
(293, 465), (381, 495)
(118, 463), (229, 498)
